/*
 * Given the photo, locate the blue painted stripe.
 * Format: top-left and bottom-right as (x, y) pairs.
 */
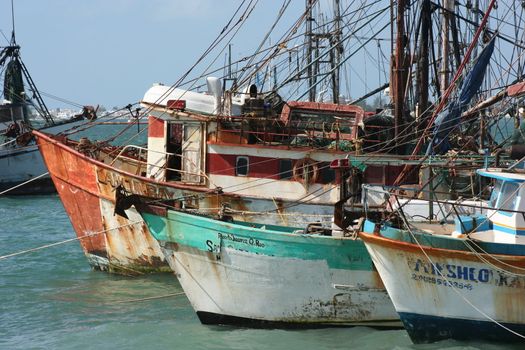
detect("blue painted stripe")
(493, 224), (525, 236)
(399, 312), (525, 344)
(477, 169), (525, 183)
(377, 222), (525, 255)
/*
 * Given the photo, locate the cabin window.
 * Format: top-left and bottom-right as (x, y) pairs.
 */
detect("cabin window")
(279, 159), (293, 179)
(497, 181), (519, 213)
(236, 156), (249, 176)
(489, 181), (502, 208)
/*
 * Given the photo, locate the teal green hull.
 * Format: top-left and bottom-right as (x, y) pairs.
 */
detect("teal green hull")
(140, 209), (399, 326)
(143, 210), (374, 271)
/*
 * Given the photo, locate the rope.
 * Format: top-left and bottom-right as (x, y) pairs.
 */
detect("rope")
(402, 224), (525, 340)
(222, 209), (334, 218)
(135, 0), (259, 123)
(186, 207), (334, 216)
(0, 138), (16, 147)
(111, 292), (185, 304)
(0, 220), (143, 260)
(463, 240), (525, 276)
(0, 172), (49, 195)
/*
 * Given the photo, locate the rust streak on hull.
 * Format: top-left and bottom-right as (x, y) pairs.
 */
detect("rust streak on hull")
(35, 131), (171, 274)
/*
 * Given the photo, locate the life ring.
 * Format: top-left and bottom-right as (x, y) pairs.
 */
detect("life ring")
(292, 158), (319, 184)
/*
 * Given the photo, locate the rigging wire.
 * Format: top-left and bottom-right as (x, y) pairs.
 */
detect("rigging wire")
(390, 201), (525, 340)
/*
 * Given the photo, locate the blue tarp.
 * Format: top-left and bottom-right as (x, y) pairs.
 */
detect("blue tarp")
(427, 38), (496, 155)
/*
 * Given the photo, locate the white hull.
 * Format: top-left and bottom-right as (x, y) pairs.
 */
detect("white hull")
(362, 233), (525, 342)
(163, 244), (399, 326)
(0, 120), (86, 194)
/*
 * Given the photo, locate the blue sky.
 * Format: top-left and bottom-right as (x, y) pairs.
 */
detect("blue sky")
(1, 1), (520, 111)
(0, 1), (313, 109)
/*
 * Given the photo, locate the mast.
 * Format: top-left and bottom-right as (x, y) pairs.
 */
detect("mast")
(0, 0), (55, 126)
(417, 0), (431, 136)
(18, 59), (54, 125)
(228, 44), (232, 80)
(306, 0), (316, 102)
(472, 0), (480, 58)
(393, 0), (407, 152)
(440, 0), (454, 95)
(329, 0), (342, 104)
(393, 0), (498, 187)
(305, 0), (341, 103)
(449, 4), (462, 68)
(10, 0), (15, 43)
(2, 49), (54, 125)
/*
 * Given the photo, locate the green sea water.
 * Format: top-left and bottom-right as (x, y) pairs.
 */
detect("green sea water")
(0, 122), (522, 349)
(0, 195), (521, 350)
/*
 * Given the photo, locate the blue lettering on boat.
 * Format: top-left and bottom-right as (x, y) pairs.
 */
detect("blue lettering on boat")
(431, 262), (443, 275)
(478, 269), (490, 283)
(216, 233), (266, 248)
(408, 258), (525, 290)
(409, 259), (491, 284)
(446, 264), (457, 278)
(414, 259), (430, 274)
(497, 272), (509, 286)
(456, 266), (469, 280)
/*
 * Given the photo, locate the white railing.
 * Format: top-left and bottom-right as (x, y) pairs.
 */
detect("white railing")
(362, 184), (488, 222)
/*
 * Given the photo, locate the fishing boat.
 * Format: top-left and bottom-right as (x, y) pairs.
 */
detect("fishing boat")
(359, 148), (525, 343)
(35, 0), (520, 275)
(0, 32), (92, 195)
(134, 194), (400, 327)
(34, 92), (418, 274)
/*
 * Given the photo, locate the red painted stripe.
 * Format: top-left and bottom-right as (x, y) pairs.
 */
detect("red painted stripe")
(208, 153), (280, 179)
(207, 153), (339, 184)
(148, 116), (164, 138)
(207, 155), (415, 185)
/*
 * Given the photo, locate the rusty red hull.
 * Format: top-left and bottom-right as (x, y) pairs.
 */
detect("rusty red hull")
(35, 124), (360, 276)
(34, 125), (423, 275)
(34, 131), (172, 274)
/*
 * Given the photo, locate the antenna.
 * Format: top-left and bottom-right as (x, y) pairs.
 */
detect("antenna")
(11, 0), (16, 44)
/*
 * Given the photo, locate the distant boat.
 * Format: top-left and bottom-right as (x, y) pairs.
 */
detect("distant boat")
(0, 117), (90, 195)
(360, 158), (525, 343)
(0, 35), (93, 195)
(135, 203), (400, 327)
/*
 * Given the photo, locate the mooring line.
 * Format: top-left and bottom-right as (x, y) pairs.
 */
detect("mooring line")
(0, 172), (49, 195)
(0, 220), (143, 260)
(0, 138), (17, 147)
(111, 292), (185, 304)
(403, 222), (525, 339)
